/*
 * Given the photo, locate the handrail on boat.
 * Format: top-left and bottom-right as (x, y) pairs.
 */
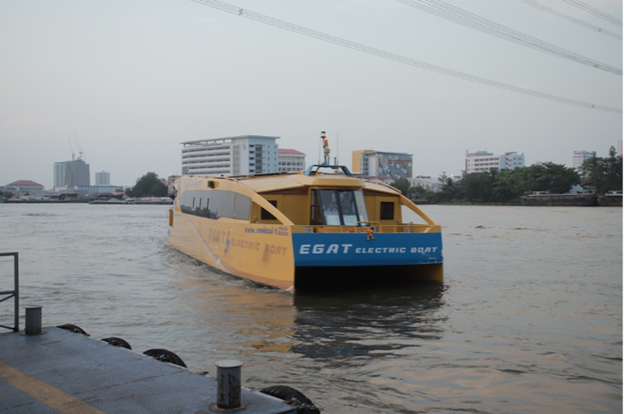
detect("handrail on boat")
(0, 252), (19, 332)
(399, 194), (436, 226)
(309, 223), (435, 234)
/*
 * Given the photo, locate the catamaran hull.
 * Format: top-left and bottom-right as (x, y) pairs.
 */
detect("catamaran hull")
(168, 210), (443, 291)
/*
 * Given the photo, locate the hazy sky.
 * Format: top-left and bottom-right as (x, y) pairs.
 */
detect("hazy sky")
(1, 0), (621, 189)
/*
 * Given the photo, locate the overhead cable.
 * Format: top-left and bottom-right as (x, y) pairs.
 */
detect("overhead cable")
(562, 0), (622, 28)
(191, 0), (622, 114)
(395, 0), (621, 76)
(517, 0), (621, 41)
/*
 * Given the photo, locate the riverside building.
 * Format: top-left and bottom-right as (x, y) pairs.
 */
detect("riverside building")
(53, 158), (90, 187)
(278, 149), (306, 173)
(352, 150), (413, 180)
(95, 171), (111, 185)
(465, 151), (525, 174)
(181, 135), (280, 176)
(572, 150), (596, 170)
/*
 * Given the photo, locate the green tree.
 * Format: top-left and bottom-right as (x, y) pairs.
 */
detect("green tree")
(2, 191), (14, 199)
(457, 169), (497, 202)
(390, 178), (410, 196)
(492, 169), (524, 201)
(434, 172), (459, 202)
(580, 147), (623, 193)
(127, 172), (168, 197)
(532, 162), (580, 194)
(408, 185), (427, 199)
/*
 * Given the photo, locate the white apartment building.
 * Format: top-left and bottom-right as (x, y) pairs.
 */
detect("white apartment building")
(278, 149), (306, 173)
(572, 150), (596, 169)
(465, 151), (525, 174)
(95, 171), (111, 185)
(181, 135), (280, 176)
(408, 176), (442, 192)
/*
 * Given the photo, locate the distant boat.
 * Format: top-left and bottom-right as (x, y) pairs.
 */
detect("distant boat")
(597, 191), (623, 207)
(520, 192), (597, 207)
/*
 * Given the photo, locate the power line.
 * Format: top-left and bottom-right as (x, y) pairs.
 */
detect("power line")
(562, 0), (622, 28)
(190, 0), (622, 115)
(517, 0), (621, 41)
(395, 0), (622, 75)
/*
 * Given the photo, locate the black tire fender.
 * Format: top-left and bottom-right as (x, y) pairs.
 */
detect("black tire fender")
(57, 324), (89, 336)
(143, 348), (187, 368)
(260, 385), (320, 414)
(101, 337), (132, 350)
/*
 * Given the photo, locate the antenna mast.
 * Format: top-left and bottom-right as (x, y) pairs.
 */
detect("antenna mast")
(336, 132), (339, 164)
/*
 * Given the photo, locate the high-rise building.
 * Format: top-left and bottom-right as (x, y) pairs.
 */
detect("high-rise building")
(352, 150), (413, 179)
(572, 150), (596, 170)
(351, 150), (374, 174)
(181, 135), (279, 176)
(465, 151), (525, 174)
(278, 149), (306, 173)
(95, 171), (111, 185)
(53, 159), (90, 187)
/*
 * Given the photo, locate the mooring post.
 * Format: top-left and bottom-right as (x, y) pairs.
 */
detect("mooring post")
(215, 359), (244, 409)
(24, 306), (42, 335)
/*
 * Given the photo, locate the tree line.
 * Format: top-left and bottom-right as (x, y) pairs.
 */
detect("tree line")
(125, 172), (169, 198)
(392, 147), (622, 204)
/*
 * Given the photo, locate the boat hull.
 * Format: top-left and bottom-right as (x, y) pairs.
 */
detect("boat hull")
(168, 211), (443, 291)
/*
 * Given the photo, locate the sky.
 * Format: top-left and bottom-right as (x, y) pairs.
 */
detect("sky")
(1, 0), (622, 189)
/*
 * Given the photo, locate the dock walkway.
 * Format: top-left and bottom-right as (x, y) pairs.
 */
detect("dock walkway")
(0, 327), (295, 414)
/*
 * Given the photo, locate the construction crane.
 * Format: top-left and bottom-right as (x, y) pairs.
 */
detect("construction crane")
(74, 133), (86, 161)
(68, 139), (76, 161)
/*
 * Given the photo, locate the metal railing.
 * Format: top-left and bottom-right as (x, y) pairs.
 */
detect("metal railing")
(0, 252), (19, 332)
(308, 222), (434, 234)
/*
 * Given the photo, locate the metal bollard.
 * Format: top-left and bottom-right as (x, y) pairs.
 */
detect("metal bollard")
(214, 359), (244, 410)
(24, 306), (42, 335)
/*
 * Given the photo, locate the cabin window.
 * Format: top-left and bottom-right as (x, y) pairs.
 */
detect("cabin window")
(354, 191), (368, 223)
(233, 194), (251, 220)
(313, 189), (368, 226)
(310, 191), (323, 225)
(179, 189), (249, 220)
(261, 200), (277, 220)
(380, 202), (394, 220)
(203, 198), (210, 218)
(220, 192), (236, 218)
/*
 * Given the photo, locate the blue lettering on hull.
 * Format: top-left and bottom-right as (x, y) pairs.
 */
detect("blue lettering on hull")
(292, 233), (443, 267)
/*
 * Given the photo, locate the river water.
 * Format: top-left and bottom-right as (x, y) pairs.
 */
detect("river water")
(0, 204), (621, 413)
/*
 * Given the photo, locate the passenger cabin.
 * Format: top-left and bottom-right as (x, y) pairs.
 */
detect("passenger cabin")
(241, 165), (435, 233)
(174, 165), (436, 233)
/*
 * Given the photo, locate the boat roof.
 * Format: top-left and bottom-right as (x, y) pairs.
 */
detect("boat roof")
(178, 165), (400, 195)
(240, 170), (399, 196)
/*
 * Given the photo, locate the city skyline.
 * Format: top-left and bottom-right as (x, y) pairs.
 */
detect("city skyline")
(1, 0), (621, 189)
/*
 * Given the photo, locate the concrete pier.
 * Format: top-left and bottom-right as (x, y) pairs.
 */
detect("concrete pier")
(0, 327), (295, 414)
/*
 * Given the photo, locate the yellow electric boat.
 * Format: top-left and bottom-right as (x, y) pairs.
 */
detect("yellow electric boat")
(167, 164), (443, 292)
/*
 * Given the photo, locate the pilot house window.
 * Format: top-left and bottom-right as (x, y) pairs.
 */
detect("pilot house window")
(380, 202), (394, 220)
(311, 189), (369, 226)
(261, 200), (278, 220)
